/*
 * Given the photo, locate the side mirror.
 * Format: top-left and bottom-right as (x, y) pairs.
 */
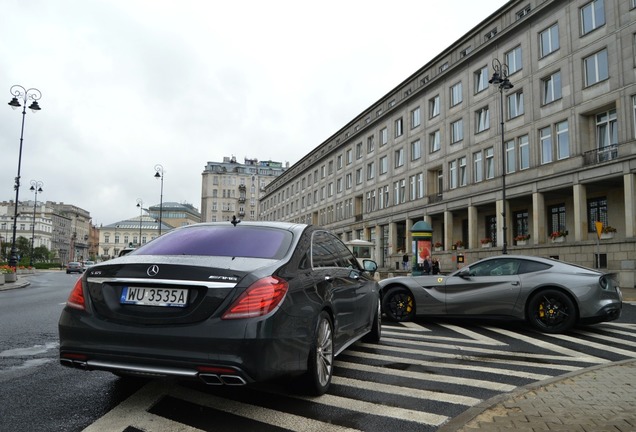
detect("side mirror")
(362, 259), (378, 273)
(457, 267), (471, 278)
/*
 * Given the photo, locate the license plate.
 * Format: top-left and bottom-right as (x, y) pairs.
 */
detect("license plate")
(120, 286), (188, 307)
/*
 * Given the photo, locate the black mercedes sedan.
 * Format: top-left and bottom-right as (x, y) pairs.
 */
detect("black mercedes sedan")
(59, 221), (381, 395)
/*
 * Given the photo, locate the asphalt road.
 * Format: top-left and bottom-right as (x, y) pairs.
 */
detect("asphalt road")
(1, 271), (635, 431)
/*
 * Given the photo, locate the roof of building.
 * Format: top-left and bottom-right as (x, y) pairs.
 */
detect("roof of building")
(102, 215), (174, 231)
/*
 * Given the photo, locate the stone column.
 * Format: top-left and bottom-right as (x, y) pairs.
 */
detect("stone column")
(444, 211), (454, 249)
(572, 183), (587, 241)
(468, 205), (478, 249)
(533, 192), (545, 244)
(625, 173), (636, 238)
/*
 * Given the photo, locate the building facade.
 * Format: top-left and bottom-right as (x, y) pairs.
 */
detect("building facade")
(0, 200), (92, 265)
(147, 201), (201, 229)
(201, 156), (287, 223)
(260, 0), (636, 288)
(98, 215), (172, 259)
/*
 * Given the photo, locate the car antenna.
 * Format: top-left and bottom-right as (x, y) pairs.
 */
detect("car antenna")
(231, 215), (241, 227)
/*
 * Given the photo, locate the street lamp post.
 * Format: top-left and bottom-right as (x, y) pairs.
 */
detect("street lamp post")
(154, 164), (164, 236)
(136, 198), (143, 247)
(29, 180), (44, 266)
(7, 85), (42, 268)
(489, 59), (514, 255)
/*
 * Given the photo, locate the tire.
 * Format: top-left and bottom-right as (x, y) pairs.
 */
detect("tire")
(303, 311), (334, 396)
(382, 287), (415, 322)
(362, 298), (382, 343)
(527, 289), (577, 333)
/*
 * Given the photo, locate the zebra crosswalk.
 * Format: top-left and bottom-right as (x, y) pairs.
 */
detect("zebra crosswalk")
(83, 321), (636, 432)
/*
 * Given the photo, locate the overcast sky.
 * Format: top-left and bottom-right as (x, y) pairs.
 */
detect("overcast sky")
(1, 0), (507, 227)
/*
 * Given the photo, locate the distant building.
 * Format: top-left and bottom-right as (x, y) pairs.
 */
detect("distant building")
(147, 201), (201, 229)
(98, 215), (173, 259)
(0, 200), (90, 264)
(201, 156), (287, 223)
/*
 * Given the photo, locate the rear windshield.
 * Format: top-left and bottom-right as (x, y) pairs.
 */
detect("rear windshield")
(134, 225), (293, 259)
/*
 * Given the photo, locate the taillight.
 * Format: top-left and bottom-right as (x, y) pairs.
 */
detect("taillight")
(222, 276), (288, 319)
(66, 277), (86, 310)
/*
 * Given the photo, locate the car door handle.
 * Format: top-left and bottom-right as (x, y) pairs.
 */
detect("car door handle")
(511, 281), (520, 286)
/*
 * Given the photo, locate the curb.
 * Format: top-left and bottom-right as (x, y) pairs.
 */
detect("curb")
(437, 358), (636, 432)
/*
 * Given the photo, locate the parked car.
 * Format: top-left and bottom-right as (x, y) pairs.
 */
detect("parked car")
(117, 247), (135, 257)
(65, 262), (84, 274)
(379, 255), (622, 333)
(59, 221), (380, 395)
(83, 260), (95, 268)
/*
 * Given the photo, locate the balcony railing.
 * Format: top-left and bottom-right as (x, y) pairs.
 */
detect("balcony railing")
(428, 193), (443, 204)
(354, 214), (363, 222)
(583, 144), (620, 166)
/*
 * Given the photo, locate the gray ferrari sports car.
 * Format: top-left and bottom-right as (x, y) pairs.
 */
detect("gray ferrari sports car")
(379, 255), (622, 333)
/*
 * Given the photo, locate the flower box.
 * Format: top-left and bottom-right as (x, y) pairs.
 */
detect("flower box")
(552, 236), (564, 243)
(5, 272), (17, 283)
(481, 242), (492, 248)
(517, 240), (527, 246)
(434, 247), (443, 252)
(601, 232), (614, 240)
(0, 274), (4, 285)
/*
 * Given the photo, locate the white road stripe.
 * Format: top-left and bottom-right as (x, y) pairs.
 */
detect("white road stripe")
(336, 360), (517, 391)
(332, 376), (481, 406)
(484, 326), (610, 363)
(294, 393), (448, 427)
(437, 323), (508, 346)
(572, 329), (636, 349)
(174, 386), (361, 432)
(345, 349), (552, 380)
(542, 333), (636, 358)
(364, 339), (580, 372)
(382, 329), (505, 346)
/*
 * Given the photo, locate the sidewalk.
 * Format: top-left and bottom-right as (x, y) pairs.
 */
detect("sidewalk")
(0, 273), (32, 291)
(440, 286), (636, 432)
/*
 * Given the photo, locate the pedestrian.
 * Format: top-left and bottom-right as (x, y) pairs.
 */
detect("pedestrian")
(432, 259), (440, 275)
(423, 255), (431, 274)
(402, 252), (409, 270)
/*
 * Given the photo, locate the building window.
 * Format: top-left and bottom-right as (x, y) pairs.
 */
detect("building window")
(505, 139), (516, 173)
(429, 130), (441, 153)
(436, 170), (444, 195)
(540, 126), (553, 164)
(367, 162), (375, 180)
(473, 151), (483, 183)
(417, 173), (424, 199)
(337, 155), (343, 170)
(584, 49), (609, 86)
(439, 62), (449, 72)
(379, 156), (388, 175)
(505, 46), (522, 74)
(394, 118), (403, 137)
(450, 82), (463, 106)
(394, 148), (404, 168)
(587, 197), (608, 232)
(409, 175), (417, 201)
(411, 107), (421, 129)
(516, 5), (531, 20)
(597, 109), (618, 151)
(476, 107), (490, 133)
(556, 120), (570, 160)
(366, 190), (376, 213)
(346, 149), (352, 165)
(429, 95), (440, 118)
(449, 160), (457, 189)
(485, 147), (495, 179)
(367, 135), (375, 153)
(336, 178), (343, 193)
(328, 161), (334, 175)
(507, 91), (524, 119)
(513, 211), (529, 240)
(411, 139), (421, 161)
(345, 173), (352, 189)
(518, 135), (530, 170)
(393, 179), (405, 205)
(451, 118), (463, 143)
(356, 142), (363, 159)
(474, 66), (489, 93)
(379, 127), (388, 146)
(540, 23), (559, 58)
(542, 71), (562, 105)
(355, 168), (362, 185)
(549, 204), (566, 235)
(581, 0), (605, 35)
(459, 156), (467, 187)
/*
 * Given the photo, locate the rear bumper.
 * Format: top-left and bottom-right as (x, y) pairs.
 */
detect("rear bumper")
(58, 308), (312, 384)
(579, 301), (622, 325)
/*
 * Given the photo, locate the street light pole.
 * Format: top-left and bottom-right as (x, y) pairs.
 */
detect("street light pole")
(29, 180), (43, 266)
(154, 164), (164, 236)
(489, 59), (514, 255)
(7, 85), (42, 268)
(136, 198), (143, 247)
